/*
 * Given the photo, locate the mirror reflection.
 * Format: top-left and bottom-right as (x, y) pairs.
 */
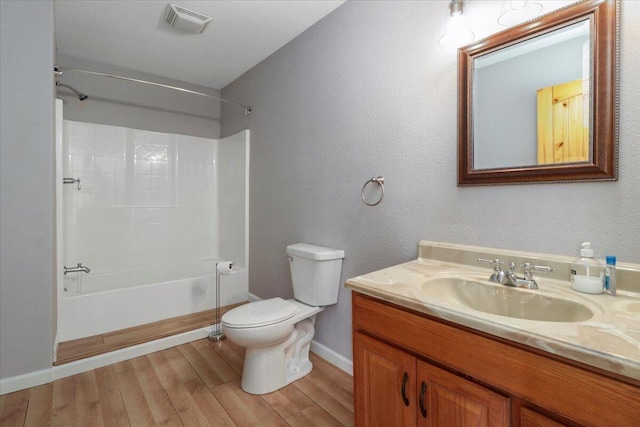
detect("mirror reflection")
(473, 20), (591, 170)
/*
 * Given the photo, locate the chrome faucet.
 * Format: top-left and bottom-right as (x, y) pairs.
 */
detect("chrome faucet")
(476, 259), (554, 290)
(475, 258), (505, 282)
(64, 263), (91, 275)
(504, 262), (537, 289)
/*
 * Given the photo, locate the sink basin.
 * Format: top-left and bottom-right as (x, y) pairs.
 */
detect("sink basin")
(420, 277), (593, 322)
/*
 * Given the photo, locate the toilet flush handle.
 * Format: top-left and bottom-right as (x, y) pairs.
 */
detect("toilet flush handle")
(287, 255), (294, 263)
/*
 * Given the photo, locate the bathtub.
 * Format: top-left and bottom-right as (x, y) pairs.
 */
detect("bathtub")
(58, 259), (248, 341)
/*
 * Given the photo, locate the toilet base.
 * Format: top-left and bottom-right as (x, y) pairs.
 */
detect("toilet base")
(240, 317), (316, 395)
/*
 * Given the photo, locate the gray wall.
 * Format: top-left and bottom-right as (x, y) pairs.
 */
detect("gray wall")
(221, 0), (640, 362)
(1, 1), (56, 379)
(56, 54), (222, 139)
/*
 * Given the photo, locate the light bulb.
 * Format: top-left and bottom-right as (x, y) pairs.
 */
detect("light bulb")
(439, 0), (475, 49)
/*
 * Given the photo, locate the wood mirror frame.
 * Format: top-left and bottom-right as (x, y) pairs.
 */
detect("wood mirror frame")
(458, 0), (619, 186)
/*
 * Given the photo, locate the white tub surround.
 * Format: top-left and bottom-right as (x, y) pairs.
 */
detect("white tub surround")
(60, 121), (228, 286)
(346, 241), (640, 381)
(56, 118), (250, 343)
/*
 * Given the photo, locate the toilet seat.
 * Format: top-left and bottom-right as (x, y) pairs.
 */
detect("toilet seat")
(223, 297), (297, 328)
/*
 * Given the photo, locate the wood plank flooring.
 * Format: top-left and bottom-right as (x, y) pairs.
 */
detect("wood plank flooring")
(56, 303), (246, 365)
(1, 339), (354, 427)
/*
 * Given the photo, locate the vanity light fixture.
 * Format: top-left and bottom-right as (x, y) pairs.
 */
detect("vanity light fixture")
(497, 0), (543, 27)
(438, 0), (475, 49)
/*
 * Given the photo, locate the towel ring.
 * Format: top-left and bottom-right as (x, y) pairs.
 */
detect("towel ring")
(361, 176), (385, 206)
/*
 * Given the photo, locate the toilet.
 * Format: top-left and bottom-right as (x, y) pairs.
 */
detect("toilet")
(221, 243), (345, 395)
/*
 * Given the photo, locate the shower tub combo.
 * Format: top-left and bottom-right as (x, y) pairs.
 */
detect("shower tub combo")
(55, 108), (249, 347)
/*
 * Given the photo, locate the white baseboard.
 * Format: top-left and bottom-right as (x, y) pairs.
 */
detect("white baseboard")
(1, 325), (216, 395)
(310, 340), (353, 376)
(0, 369), (52, 395)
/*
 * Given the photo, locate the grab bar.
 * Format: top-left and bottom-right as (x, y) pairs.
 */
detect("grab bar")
(63, 177), (81, 190)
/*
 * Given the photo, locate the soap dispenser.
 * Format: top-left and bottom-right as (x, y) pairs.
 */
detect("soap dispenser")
(570, 242), (604, 294)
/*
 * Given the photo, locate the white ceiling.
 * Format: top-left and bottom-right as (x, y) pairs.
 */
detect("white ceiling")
(54, 0), (346, 90)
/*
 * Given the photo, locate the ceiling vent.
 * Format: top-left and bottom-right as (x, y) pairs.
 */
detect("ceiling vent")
(164, 4), (212, 34)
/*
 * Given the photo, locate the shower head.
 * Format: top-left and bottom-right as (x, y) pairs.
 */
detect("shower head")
(56, 81), (88, 101)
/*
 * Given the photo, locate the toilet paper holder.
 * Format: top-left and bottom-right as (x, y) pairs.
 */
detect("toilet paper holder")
(216, 261), (234, 274)
(209, 260), (234, 342)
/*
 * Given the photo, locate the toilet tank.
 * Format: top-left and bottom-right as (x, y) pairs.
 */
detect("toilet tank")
(286, 243), (345, 306)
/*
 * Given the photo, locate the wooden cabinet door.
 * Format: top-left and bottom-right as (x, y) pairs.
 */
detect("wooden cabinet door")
(354, 332), (417, 427)
(417, 361), (509, 427)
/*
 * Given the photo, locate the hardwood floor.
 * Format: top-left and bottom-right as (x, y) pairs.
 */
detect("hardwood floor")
(0, 339), (354, 426)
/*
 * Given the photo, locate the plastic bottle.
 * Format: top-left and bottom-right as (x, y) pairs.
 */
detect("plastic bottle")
(570, 242), (604, 294)
(604, 255), (617, 296)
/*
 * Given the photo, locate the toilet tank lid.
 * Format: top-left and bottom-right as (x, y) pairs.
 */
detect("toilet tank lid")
(286, 243), (345, 260)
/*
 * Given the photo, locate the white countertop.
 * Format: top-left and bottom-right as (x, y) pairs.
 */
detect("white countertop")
(346, 256), (640, 381)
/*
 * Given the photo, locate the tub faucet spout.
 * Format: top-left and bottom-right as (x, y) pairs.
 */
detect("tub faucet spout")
(64, 263), (91, 275)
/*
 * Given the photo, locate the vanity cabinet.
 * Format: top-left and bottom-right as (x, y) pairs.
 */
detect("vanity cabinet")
(352, 292), (640, 427)
(355, 331), (509, 426)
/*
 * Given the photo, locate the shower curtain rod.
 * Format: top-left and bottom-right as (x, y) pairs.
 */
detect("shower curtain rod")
(55, 66), (252, 115)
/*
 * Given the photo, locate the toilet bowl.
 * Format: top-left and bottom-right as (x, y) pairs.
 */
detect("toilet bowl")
(223, 298), (323, 394)
(221, 243), (344, 395)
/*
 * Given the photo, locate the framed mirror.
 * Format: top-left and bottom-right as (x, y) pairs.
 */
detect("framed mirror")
(458, 0), (618, 186)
